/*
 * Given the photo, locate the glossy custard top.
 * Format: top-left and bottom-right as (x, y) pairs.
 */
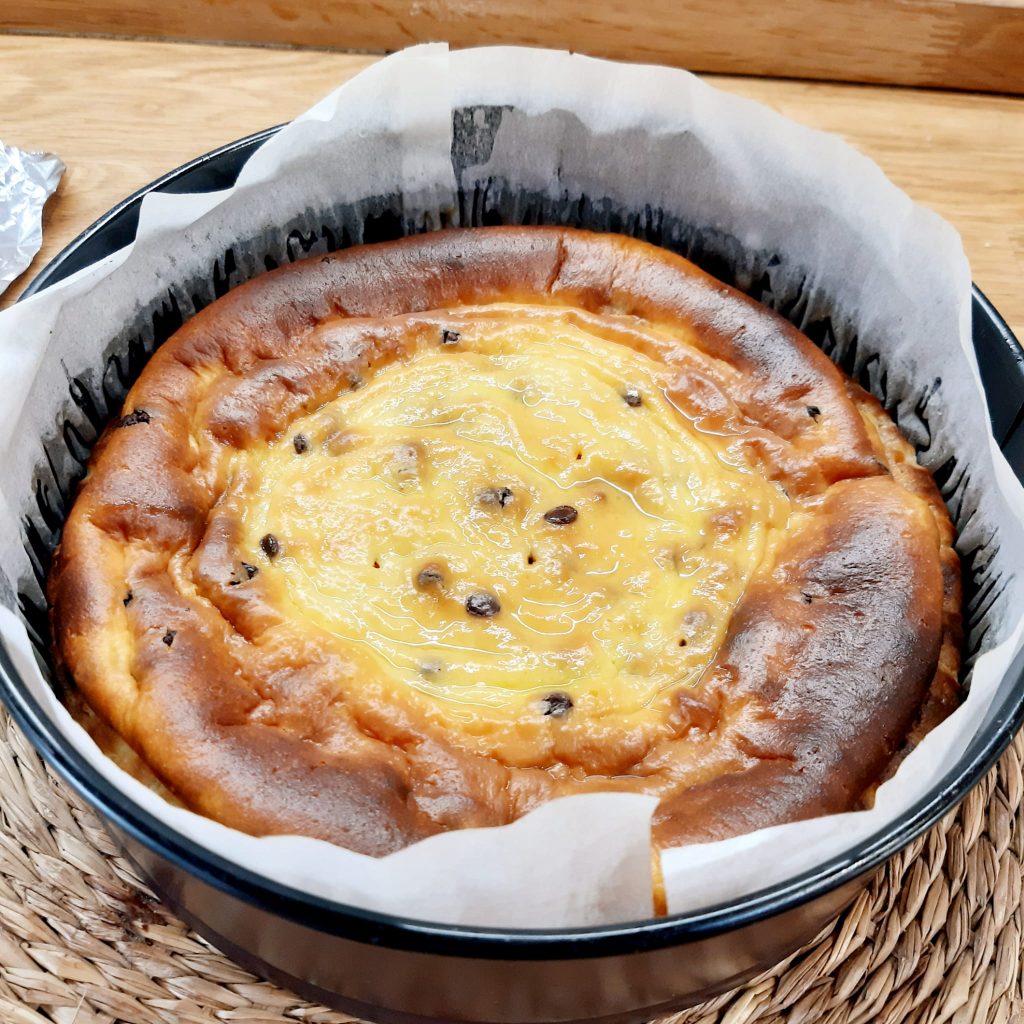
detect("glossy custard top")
(225, 305), (791, 765)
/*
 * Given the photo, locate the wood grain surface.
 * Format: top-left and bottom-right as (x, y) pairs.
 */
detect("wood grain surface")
(4, 0), (1024, 93)
(1, 34), (1022, 342)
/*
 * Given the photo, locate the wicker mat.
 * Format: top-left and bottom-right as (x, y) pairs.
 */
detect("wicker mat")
(0, 709), (1020, 1024)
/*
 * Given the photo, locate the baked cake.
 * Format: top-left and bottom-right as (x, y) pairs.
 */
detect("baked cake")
(49, 228), (962, 856)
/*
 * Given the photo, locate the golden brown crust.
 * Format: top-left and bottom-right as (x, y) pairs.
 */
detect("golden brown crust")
(650, 475), (951, 845)
(49, 227), (960, 854)
(851, 386), (962, 766)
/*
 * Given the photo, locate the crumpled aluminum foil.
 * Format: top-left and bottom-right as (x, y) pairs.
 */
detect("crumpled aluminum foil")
(0, 141), (64, 297)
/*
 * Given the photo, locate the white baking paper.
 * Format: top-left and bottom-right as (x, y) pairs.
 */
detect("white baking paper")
(0, 44), (1022, 927)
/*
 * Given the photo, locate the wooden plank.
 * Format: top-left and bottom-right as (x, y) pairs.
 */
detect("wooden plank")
(4, 0), (1024, 94)
(1, 34), (1022, 343)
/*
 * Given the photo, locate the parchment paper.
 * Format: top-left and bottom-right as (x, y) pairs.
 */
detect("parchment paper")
(0, 44), (1022, 927)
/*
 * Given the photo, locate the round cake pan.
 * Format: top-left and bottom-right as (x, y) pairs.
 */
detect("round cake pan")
(2, 128), (1024, 1024)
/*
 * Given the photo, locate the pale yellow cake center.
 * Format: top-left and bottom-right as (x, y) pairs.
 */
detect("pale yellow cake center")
(230, 306), (790, 734)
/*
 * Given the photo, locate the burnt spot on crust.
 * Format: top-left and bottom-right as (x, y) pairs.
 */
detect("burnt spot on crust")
(543, 505), (578, 525)
(465, 591), (501, 618)
(441, 328), (461, 346)
(162, 630), (176, 647)
(541, 692), (573, 717)
(260, 534), (281, 559)
(123, 591), (133, 607)
(477, 486), (514, 508)
(807, 405), (822, 420)
(116, 409), (151, 428)
(293, 434), (309, 454)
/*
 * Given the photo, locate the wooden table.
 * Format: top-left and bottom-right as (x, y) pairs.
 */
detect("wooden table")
(1, 34), (1023, 342)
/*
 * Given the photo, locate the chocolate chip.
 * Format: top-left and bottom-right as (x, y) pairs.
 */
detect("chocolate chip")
(623, 386), (643, 407)
(441, 328), (461, 346)
(678, 637), (688, 647)
(541, 692), (573, 717)
(807, 405), (821, 420)
(293, 434), (309, 454)
(477, 486), (514, 508)
(162, 630), (176, 647)
(229, 560), (259, 586)
(465, 591), (501, 618)
(260, 534), (280, 559)
(116, 409), (150, 428)
(123, 591), (133, 607)
(416, 563), (445, 590)
(543, 505), (578, 525)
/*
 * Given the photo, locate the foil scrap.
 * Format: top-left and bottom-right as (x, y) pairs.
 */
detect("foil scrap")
(0, 140), (64, 296)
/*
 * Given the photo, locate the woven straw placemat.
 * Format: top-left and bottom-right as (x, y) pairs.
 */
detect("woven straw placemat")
(0, 706), (1020, 1024)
